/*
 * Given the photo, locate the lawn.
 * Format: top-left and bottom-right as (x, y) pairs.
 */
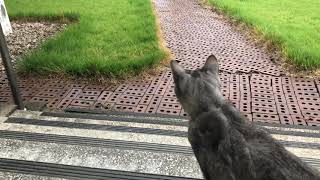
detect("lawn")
(6, 0), (167, 77)
(208, 0), (320, 70)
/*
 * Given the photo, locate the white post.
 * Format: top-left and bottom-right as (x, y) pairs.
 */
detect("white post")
(0, 0), (12, 36)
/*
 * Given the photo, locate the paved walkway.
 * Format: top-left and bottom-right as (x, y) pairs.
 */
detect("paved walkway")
(0, 0), (319, 126)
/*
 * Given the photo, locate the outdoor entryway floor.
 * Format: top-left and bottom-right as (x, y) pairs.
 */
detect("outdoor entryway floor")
(1, 0), (320, 126)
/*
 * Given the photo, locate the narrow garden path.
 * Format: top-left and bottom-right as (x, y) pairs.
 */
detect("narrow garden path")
(1, 0), (319, 126)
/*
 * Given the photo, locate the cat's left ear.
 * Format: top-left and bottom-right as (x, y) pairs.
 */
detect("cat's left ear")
(171, 60), (186, 79)
(203, 55), (219, 73)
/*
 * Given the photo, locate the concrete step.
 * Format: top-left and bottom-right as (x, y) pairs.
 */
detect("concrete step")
(6, 110), (320, 147)
(0, 110), (319, 179)
(0, 103), (16, 116)
(0, 158), (198, 179)
(0, 131), (201, 178)
(0, 110), (201, 179)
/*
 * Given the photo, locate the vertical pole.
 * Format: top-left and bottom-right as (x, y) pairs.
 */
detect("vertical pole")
(0, 23), (24, 109)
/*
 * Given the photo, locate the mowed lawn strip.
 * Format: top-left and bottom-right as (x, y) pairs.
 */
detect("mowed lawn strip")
(7, 0), (166, 77)
(208, 0), (320, 70)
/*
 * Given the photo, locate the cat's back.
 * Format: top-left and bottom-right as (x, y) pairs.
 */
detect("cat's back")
(239, 125), (320, 180)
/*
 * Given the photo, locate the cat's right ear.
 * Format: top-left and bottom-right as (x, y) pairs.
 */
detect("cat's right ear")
(170, 60), (186, 79)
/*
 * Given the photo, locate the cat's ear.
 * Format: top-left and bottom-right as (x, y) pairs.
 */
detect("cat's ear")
(171, 60), (186, 78)
(203, 55), (219, 73)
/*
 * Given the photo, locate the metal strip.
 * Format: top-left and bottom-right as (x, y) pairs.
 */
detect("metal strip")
(254, 122), (320, 131)
(64, 107), (187, 119)
(0, 24), (24, 109)
(266, 128), (320, 138)
(41, 111), (189, 127)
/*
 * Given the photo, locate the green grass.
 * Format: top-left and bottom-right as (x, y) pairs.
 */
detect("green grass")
(208, 0), (320, 70)
(7, 0), (167, 77)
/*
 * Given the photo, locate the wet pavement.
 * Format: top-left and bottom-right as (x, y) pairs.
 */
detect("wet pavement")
(1, 0), (320, 126)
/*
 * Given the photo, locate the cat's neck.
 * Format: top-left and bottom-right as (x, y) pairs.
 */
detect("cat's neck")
(189, 100), (248, 126)
(188, 99), (224, 120)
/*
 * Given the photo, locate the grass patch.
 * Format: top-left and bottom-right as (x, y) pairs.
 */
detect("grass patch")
(208, 0), (320, 70)
(7, 0), (167, 77)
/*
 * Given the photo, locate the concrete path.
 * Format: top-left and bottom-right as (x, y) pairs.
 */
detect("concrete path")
(1, 0), (320, 126)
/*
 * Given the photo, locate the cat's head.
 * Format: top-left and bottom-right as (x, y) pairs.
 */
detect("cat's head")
(170, 55), (225, 118)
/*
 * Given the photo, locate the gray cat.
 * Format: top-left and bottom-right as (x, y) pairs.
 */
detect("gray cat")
(170, 55), (320, 180)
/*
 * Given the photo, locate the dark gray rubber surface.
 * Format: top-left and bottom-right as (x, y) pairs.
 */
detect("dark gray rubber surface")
(0, 158), (200, 180)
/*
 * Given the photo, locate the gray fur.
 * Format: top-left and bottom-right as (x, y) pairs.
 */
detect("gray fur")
(171, 55), (320, 180)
